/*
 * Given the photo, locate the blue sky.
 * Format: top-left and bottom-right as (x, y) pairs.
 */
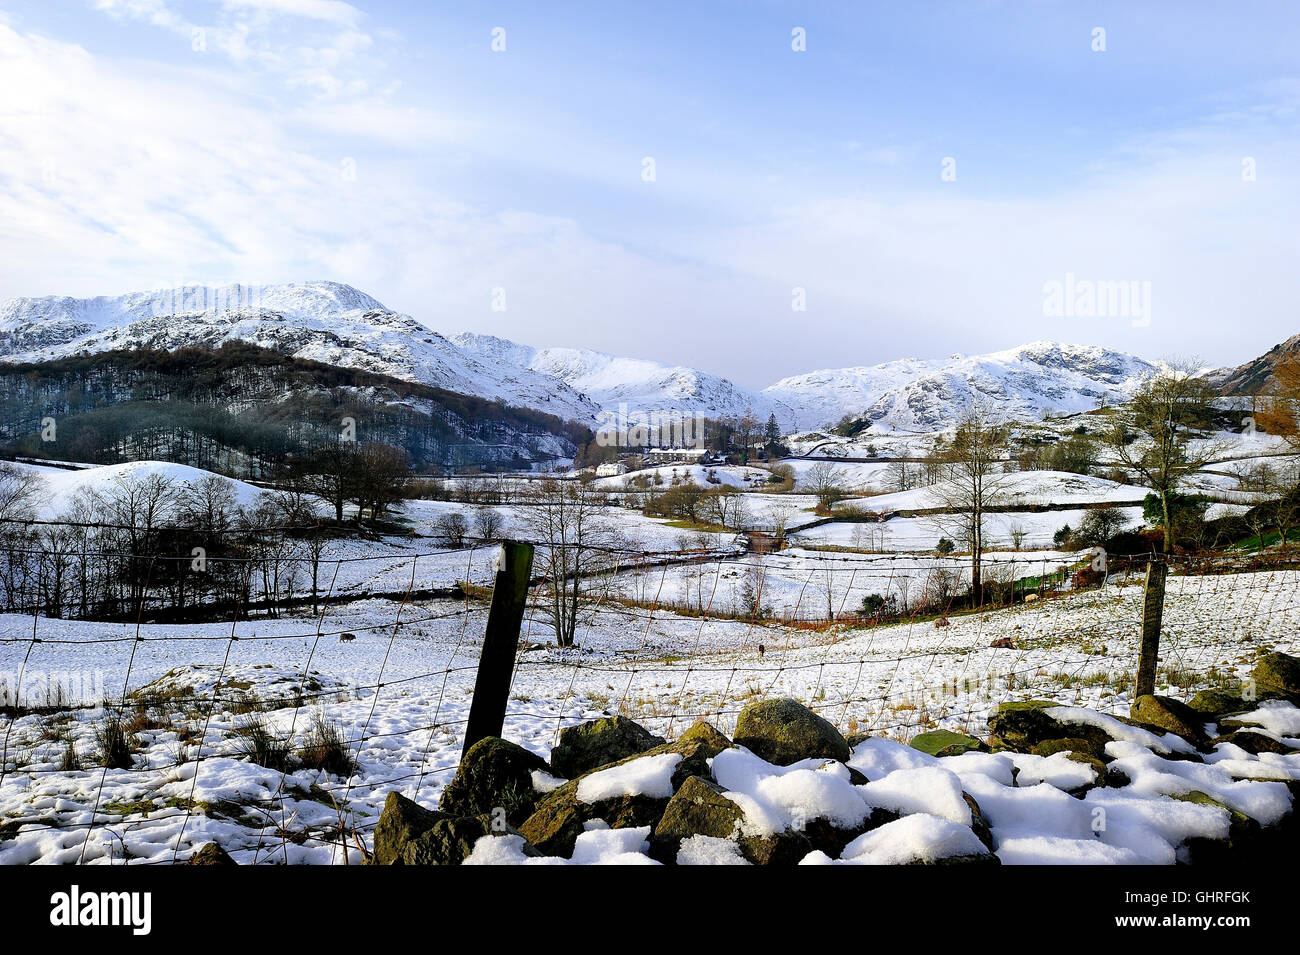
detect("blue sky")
(0, 1), (1297, 385)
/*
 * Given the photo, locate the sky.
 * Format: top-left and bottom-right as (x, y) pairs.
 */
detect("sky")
(0, 0), (1297, 386)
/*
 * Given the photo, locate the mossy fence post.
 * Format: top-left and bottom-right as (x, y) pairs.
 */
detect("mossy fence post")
(1135, 557), (1168, 698)
(462, 540), (535, 758)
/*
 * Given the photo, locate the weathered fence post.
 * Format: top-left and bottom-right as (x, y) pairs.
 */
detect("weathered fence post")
(462, 540), (535, 758)
(1135, 557), (1168, 698)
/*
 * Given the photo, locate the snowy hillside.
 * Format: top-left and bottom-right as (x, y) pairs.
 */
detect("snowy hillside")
(0, 282), (599, 425)
(15, 460), (265, 520)
(765, 342), (1158, 432)
(3, 282), (1163, 434)
(455, 335), (791, 427)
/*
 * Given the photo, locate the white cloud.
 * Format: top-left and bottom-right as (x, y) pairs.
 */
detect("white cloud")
(4, 16), (1300, 384)
(221, 0), (362, 27)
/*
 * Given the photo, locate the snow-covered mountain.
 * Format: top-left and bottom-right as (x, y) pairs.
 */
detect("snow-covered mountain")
(1, 281), (1163, 434)
(0, 281), (599, 424)
(764, 342), (1158, 432)
(453, 334), (791, 427)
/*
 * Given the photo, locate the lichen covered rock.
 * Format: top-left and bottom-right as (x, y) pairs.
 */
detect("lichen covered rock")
(733, 698), (850, 765)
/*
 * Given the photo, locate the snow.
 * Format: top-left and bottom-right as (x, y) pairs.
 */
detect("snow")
(567, 826), (658, 865)
(1226, 700), (1300, 737)
(676, 834), (751, 865)
(1108, 741), (1296, 825)
(764, 341), (1155, 432)
(1046, 706), (1199, 755)
(712, 749), (871, 836)
(576, 753), (682, 803)
(18, 460), (265, 521)
(848, 738), (940, 780)
(826, 813), (989, 865)
(3, 443), (1300, 864)
(1005, 752), (1100, 790)
(0, 282), (1174, 434)
(0, 282), (599, 425)
(857, 766), (972, 825)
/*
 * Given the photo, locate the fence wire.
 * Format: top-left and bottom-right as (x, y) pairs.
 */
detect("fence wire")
(1, 536), (1297, 864)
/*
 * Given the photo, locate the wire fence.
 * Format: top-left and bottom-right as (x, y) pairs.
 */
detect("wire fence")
(1, 534), (1297, 864)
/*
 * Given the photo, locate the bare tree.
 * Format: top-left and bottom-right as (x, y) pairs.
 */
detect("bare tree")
(349, 442), (411, 521)
(1110, 361), (1222, 552)
(1008, 522), (1028, 551)
(433, 511), (470, 547)
(928, 404), (1011, 607)
(804, 461), (848, 513)
(474, 507), (508, 542)
(0, 463), (40, 523)
(518, 477), (622, 648)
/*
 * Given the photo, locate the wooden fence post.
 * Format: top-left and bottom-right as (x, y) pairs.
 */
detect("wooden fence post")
(1135, 558), (1168, 698)
(462, 540), (535, 758)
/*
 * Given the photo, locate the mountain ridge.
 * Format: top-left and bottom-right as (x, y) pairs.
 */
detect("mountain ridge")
(2, 280), (1185, 434)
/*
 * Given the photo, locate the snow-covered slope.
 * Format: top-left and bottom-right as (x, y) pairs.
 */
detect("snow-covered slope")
(455, 334), (789, 426)
(2, 281), (1163, 435)
(15, 460), (264, 520)
(765, 342), (1157, 431)
(0, 282), (599, 424)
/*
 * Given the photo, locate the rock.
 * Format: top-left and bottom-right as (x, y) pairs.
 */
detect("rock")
(519, 730), (722, 857)
(1174, 791), (1263, 865)
(549, 716), (665, 779)
(1187, 689), (1249, 719)
(520, 788), (669, 858)
(733, 698), (851, 765)
(374, 791), (540, 865)
(987, 701), (1111, 757)
(1252, 652), (1300, 699)
(1105, 766), (1132, 788)
(187, 842), (236, 866)
(989, 637), (1016, 649)
(910, 729), (987, 757)
(1213, 729), (1295, 755)
(925, 851), (1001, 866)
(1031, 737), (1100, 758)
(1064, 752), (1108, 791)
(372, 791), (443, 866)
(675, 720), (733, 757)
(402, 815), (538, 866)
(801, 816), (877, 859)
(1130, 695), (1211, 748)
(648, 775), (744, 863)
(438, 736), (548, 826)
(738, 829), (814, 866)
(964, 793), (995, 852)
(844, 732), (870, 749)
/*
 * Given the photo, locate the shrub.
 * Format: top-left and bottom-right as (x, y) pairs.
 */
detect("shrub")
(236, 715), (294, 772)
(94, 714), (139, 770)
(297, 713), (355, 778)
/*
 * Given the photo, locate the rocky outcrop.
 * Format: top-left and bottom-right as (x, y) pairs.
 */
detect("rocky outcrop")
(372, 791), (538, 865)
(733, 699), (851, 765)
(1130, 695), (1211, 749)
(438, 736), (549, 826)
(549, 716), (666, 780)
(909, 729), (987, 757)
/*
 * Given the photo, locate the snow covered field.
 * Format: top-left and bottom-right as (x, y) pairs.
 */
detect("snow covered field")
(2, 559), (1297, 864)
(2, 454), (1298, 865)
